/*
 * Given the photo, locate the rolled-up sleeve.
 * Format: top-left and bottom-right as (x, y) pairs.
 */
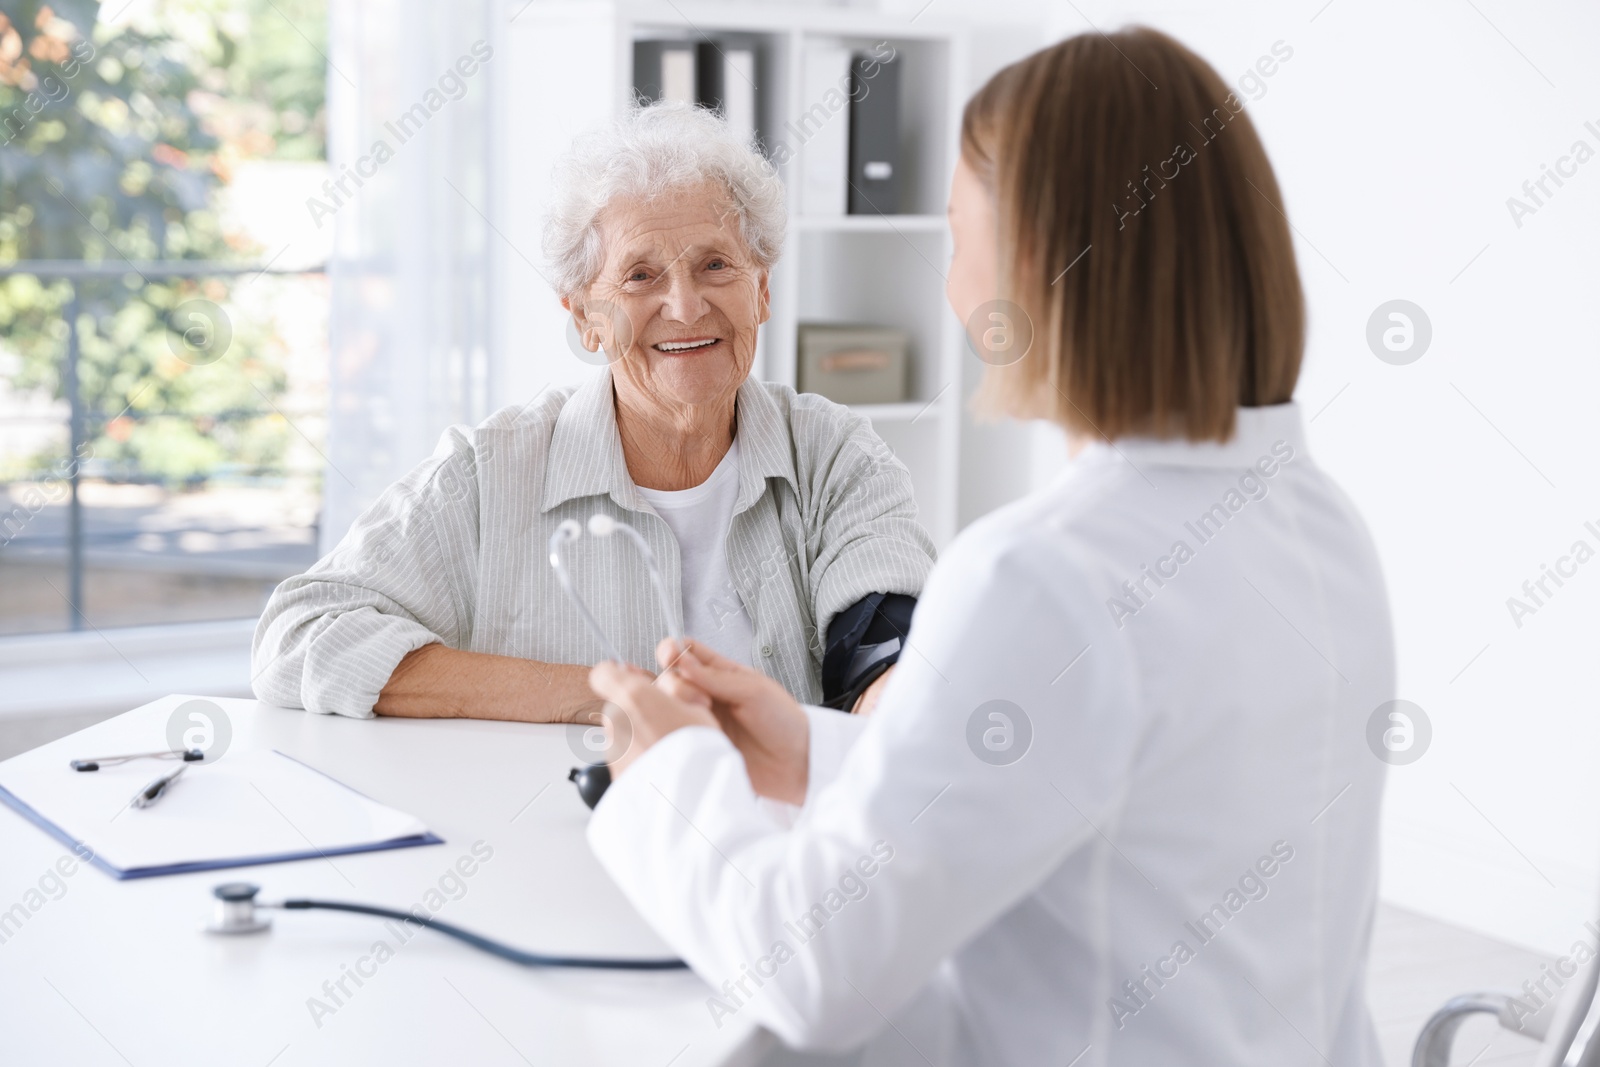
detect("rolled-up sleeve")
(804, 412), (937, 638)
(251, 430), (480, 717)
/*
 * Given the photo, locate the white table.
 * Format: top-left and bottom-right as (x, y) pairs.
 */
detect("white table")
(0, 695), (772, 1067)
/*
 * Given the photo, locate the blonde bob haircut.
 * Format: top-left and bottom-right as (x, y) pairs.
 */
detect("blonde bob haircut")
(963, 27), (1305, 442)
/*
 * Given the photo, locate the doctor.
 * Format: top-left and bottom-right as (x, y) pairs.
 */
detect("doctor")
(587, 27), (1394, 1067)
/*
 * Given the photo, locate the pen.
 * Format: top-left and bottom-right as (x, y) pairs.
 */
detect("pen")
(71, 747), (204, 772)
(130, 764), (188, 809)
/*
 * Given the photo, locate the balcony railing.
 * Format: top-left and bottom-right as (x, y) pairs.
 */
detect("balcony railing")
(0, 260), (328, 635)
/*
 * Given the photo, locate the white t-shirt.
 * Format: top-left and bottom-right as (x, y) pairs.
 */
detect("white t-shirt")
(636, 440), (756, 668)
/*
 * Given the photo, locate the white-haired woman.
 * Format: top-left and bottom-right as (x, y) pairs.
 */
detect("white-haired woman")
(252, 103), (935, 728)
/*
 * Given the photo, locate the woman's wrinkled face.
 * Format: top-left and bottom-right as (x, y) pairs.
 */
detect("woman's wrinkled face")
(566, 181), (770, 412)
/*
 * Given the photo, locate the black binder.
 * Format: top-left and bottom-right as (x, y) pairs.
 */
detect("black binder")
(633, 40), (696, 105)
(696, 41), (757, 143)
(847, 53), (901, 215)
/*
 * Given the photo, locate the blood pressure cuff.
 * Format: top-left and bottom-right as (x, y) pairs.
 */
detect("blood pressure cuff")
(820, 592), (917, 711)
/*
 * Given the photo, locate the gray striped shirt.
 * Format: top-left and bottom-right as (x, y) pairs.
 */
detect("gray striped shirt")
(251, 370), (937, 717)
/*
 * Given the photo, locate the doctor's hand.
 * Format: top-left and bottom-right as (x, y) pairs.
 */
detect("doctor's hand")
(653, 639), (810, 806)
(586, 661), (716, 781)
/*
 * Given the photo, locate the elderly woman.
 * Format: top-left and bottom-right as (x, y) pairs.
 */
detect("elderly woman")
(252, 103), (935, 723)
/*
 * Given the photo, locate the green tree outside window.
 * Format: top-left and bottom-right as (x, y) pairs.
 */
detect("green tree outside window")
(0, 0), (327, 485)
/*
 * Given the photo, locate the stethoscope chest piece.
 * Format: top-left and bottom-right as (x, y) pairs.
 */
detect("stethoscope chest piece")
(568, 763), (612, 810)
(206, 881), (271, 935)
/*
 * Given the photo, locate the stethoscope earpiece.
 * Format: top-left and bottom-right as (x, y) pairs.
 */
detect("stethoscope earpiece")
(206, 881), (271, 935)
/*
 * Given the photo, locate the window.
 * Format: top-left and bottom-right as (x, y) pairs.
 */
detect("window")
(0, 0), (329, 636)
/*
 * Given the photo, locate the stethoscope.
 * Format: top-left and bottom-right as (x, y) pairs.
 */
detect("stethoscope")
(201, 515), (690, 971)
(204, 882), (685, 970)
(549, 514), (682, 663)
(549, 514), (683, 809)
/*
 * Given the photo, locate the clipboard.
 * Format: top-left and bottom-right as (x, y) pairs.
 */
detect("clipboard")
(0, 748), (442, 880)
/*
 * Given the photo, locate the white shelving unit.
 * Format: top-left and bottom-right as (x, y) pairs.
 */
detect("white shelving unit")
(792, 214), (948, 233)
(502, 0), (971, 546)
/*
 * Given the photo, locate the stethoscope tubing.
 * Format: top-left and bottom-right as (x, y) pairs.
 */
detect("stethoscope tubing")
(550, 524), (628, 665)
(607, 519), (685, 651)
(549, 515), (684, 665)
(279, 898), (687, 970)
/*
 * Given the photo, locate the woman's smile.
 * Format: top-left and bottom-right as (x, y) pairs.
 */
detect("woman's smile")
(651, 335), (723, 355)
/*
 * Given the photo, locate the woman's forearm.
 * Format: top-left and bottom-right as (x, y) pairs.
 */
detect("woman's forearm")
(374, 643), (604, 724)
(850, 666), (894, 715)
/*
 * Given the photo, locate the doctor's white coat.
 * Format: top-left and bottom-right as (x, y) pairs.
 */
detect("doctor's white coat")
(589, 403), (1394, 1067)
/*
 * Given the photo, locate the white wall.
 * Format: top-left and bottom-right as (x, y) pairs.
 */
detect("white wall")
(499, 3), (623, 407)
(926, 0), (1600, 955)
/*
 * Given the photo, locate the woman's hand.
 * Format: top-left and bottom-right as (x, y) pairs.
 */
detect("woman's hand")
(587, 640), (812, 804)
(654, 639), (811, 806)
(587, 660), (716, 780)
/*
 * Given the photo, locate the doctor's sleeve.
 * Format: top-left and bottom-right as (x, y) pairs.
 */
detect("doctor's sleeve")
(588, 530), (1140, 1051)
(803, 703), (869, 802)
(250, 430), (481, 718)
